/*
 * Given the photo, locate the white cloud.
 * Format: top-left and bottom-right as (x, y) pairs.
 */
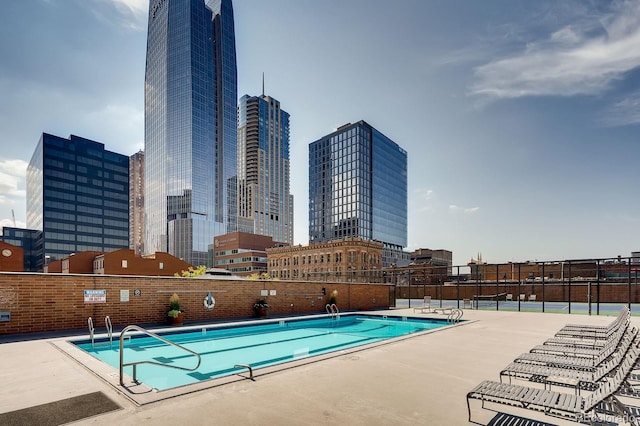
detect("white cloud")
(92, 0), (147, 31)
(0, 159), (27, 228)
(0, 218), (26, 230)
(449, 204), (480, 214)
(412, 188), (435, 213)
(0, 159), (27, 202)
(470, 1), (640, 99)
(600, 91), (640, 126)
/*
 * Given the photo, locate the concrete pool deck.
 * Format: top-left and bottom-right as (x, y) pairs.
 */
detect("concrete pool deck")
(0, 309), (635, 425)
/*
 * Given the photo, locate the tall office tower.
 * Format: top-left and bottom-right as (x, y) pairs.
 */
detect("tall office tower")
(309, 121), (408, 267)
(237, 94), (293, 244)
(144, 0), (238, 266)
(129, 150), (144, 255)
(26, 133), (130, 263)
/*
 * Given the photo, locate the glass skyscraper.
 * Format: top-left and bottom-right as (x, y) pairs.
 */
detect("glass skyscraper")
(237, 94), (293, 244)
(309, 121), (408, 267)
(26, 133), (130, 263)
(144, 0), (237, 266)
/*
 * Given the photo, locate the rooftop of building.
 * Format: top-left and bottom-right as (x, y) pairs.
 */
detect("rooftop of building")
(0, 308), (623, 425)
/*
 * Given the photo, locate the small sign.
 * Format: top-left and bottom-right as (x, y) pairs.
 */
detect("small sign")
(133, 289), (141, 297)
(260, 289), (268, 296)
(269, 289), (276, 296)
(84, 289), (106, 303)
(120, 290), (130, 302)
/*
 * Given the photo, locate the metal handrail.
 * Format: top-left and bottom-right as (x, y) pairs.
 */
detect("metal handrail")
(325, 303), (339, 319)
(119, 325), (202, 386)
(88, 317), (95, 348)
(447, 309), (463, 324)
(105, 316), (113, 347)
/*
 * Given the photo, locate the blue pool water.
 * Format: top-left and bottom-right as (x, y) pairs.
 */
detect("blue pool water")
(72, 314), (454, 391)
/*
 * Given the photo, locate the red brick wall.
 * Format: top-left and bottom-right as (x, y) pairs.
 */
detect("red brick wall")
(0, 242), (23, 272)
(0, 273), (391, 335)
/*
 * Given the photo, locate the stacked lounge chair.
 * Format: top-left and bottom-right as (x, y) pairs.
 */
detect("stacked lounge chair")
(467, 307), (640, 423)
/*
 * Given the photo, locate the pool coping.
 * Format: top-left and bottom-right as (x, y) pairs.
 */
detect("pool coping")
(51, 311), (474, 406)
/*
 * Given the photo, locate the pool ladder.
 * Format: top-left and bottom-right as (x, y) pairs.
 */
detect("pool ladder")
(88, 315), (113, 348)
(447, 309), (463, 324)
(326, 303), (340, 319)
(118, 325), (202, 387)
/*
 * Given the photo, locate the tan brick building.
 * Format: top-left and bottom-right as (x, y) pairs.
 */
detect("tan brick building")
(266, 237), (383, 282)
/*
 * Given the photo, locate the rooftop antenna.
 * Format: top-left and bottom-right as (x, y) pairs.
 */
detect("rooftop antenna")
(11, 209), (16, 227)
(262, 72), (265, 96)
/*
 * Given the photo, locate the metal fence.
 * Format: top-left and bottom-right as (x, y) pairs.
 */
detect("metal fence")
(306, 255), (640, 315)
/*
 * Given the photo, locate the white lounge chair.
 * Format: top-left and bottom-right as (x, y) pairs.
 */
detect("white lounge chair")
(506, 293), (513, 301)
(413, 296), (432, 313)
(467, 344), (640, 422)
(528, 294), (537, 302)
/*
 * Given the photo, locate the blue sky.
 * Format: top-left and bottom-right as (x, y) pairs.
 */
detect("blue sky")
(0, 0), (638, 265)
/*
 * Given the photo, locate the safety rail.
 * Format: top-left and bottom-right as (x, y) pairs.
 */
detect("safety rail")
(325, 303), (340, 319)
(119, 325), (202, 387)
(105, 316), (113, 347)
(89, 316), (114, 348)
(88, 317), (95, 347)
(447, 309), (463, 324)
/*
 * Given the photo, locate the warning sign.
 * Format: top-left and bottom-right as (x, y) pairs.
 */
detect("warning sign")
(84, 289), (107, 303)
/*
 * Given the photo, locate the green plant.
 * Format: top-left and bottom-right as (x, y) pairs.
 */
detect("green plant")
(253, 299), (269, 315)
(329, 289), (338, 305)
(168, 293), (183, 317)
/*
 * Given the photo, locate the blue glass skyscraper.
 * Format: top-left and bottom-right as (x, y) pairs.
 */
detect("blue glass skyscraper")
(144, 0), (237, 266)
(26, 133), (130, 264)
(309, 121), (408, 266)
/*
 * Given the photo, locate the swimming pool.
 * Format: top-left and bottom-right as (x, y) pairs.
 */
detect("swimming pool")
(69, 313), (458, 393)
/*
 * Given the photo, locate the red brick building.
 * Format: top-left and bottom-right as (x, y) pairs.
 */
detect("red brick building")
(213, 232), (286, 276)
(94, 249), (193, 276)
(0, 242), (23, 272)
(44, 249), (192, 276)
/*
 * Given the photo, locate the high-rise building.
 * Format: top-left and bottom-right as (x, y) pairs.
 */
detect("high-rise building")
(26, 133), (130, 263)
(129, 150), (144, 255)
(144, 0), (238, 266)
(309, 121), (408, 267)
(237, 94), (293, 244)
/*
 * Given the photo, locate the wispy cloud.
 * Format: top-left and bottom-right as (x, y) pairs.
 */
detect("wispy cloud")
(470, 0), (640, 100)
(94, 0), (148, 31)
(449, 204), (480, 214)
(412, 188), (435, 212)
(599, 91), (640, 126)
(0, 159), (27, 220)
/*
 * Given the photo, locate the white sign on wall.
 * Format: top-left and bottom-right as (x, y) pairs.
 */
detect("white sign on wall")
(84, 289), (106, 303)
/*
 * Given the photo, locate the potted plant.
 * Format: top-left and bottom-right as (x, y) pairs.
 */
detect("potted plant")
(253, 299), (269, 318)
(329, 289), (338, 306)
(167, 293), (184, 325)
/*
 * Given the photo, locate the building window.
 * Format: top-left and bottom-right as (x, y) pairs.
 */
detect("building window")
(159, 262), (164, 270)
(122, 260), (127, 268)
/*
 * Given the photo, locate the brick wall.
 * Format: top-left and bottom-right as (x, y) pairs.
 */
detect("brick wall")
(0, 242), (23, 272)
(0, 273), (391, 335)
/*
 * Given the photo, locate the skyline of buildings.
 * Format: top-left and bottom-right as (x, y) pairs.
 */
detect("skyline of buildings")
(26, 133), (130, 263)
(143, 0), (238, 266)
(237, 93), (293, 245)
